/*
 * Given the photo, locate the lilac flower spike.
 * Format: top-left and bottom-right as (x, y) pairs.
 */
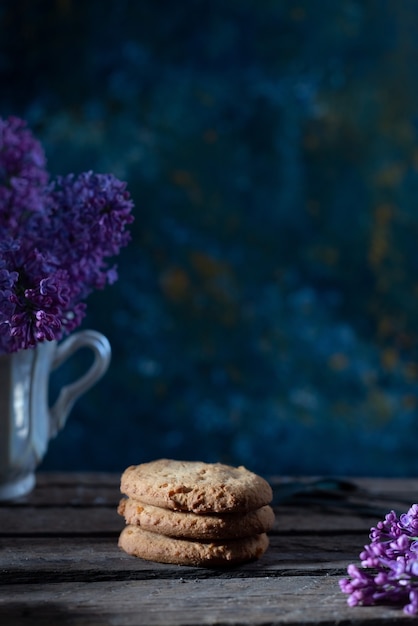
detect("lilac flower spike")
(0, 116), (134, 353)
(340, 504), (418, 616)
(0, 116), (50, 233)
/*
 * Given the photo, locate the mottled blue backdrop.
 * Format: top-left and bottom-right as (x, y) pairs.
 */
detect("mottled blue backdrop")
(2, 0), (418, 477)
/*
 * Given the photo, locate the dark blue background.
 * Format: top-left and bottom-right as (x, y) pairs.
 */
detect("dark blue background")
(2, 0), (418, 477)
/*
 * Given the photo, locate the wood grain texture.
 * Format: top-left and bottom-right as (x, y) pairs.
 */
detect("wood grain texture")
(0, 473), (416, 625)
(0, 535), (364, 581)
(0, 578), (412, 625)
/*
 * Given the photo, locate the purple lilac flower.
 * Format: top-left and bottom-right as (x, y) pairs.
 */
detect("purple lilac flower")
(0, 116), (50, 234)
(0, 116), (134, 353)
(48, 171), (134, 297)
(340, 504), (418, 616)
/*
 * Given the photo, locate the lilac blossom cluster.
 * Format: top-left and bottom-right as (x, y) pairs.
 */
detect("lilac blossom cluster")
(340, 504), (418, 616)
(0, 116), (134, 353)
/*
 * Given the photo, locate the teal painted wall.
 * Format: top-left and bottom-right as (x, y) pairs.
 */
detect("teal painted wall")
(2, 0), (418, 476)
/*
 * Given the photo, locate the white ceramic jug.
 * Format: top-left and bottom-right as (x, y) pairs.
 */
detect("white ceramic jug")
(0, 329), (111, 500)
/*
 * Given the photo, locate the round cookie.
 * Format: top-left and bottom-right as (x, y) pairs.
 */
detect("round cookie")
(118, 498), (275, 540)
(120, 459), (272, 514)
(118, 525), (269, 567)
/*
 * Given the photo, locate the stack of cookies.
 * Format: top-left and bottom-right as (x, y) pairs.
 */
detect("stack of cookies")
(118, 459), (274, 567)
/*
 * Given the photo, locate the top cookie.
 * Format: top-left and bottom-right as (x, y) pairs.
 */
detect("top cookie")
(120, 459), (273, 514)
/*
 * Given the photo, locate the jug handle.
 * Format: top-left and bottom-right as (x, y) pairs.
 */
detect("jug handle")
(49, 330), (111, 438)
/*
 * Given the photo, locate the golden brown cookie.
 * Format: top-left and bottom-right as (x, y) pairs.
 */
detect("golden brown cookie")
(118, 525), (269, 567)
(118, 497), (275, 540)
(120, 459), (272, 514)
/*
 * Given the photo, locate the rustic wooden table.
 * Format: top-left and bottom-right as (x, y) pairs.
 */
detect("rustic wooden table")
(1, 473), (417, 625)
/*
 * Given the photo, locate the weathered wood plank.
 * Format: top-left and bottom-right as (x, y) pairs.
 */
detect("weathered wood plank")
(271, 475), (418, 494)
(0, 534), (365, 582)
(13, 474), (418, 507)
(35, 472), (120, 486)
(3, 474), (410, 534)
(4, 473), (121, 506)
(0, 505), (124, 535)
(0, 576), (411, 625)
(0, 503), (384, 535)
(2, 475), (413, 540)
